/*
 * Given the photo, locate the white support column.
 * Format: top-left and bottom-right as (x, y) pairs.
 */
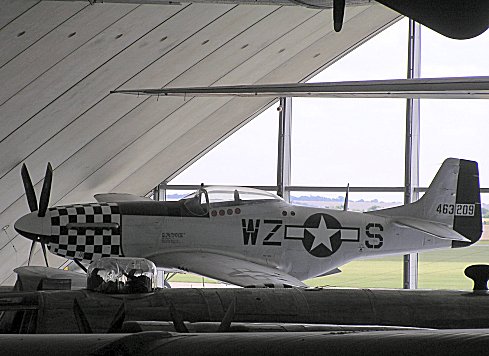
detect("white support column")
(277, 97), (292, 202)
(153, 182), (167, 201)
(403, 19), (421, 290)
(153, 183), (165, 287)
(152, 186), (160, 201)
(159, 181), (167, 202)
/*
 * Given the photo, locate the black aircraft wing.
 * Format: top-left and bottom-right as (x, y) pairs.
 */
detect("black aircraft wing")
(377, 0), (489, 40)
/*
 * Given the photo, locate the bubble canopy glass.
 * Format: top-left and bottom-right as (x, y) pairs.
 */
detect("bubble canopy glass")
(183, 186), (283, 205)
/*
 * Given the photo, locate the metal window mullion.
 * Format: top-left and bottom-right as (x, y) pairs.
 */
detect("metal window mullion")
(277, 97), (292, 202)
(403, 19), (421, 290)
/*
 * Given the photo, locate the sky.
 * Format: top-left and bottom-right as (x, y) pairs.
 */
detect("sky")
(171, 18), (489, 203)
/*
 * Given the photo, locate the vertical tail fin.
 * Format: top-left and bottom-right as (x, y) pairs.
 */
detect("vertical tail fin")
(374, 158), (482, 246)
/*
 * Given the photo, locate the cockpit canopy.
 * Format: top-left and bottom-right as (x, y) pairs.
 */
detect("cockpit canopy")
(181, 186), (283, 216)
(204, 186), (282, 204)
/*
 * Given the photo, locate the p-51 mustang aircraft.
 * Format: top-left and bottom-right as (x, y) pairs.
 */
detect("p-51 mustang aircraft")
(15, 158), (481, 287)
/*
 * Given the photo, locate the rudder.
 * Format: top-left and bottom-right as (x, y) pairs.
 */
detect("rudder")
(452, 159), (482, 247)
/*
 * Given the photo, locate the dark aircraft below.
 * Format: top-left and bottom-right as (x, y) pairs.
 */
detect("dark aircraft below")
(2, 265), (489, 354)
(3, 283), (489, 333)
(2, 329), (489, 356)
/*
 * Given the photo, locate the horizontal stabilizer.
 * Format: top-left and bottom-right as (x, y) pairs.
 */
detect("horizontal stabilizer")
(392, 218), (470, 243)
(94, 193), (153, 203)
(316, 268), (342, 278)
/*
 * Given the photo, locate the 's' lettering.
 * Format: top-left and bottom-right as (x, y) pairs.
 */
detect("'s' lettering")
(365, 223), (384, 249)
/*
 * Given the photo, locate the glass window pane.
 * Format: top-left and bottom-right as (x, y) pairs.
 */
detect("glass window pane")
(419, 101), (489, 187)
(417, 28), (489, 290)
(291, 98), (405, 187)
(306, 255), (403, 289)
(165, 190), (194, 201)
(291, 20), (408, 188)
(170, 106), (278, 186)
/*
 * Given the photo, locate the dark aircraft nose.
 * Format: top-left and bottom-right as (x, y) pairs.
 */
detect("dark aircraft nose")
(14, 211), (52, 241)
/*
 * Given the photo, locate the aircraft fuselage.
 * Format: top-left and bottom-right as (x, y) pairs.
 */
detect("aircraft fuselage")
(122, 200), (451, 280)
(19, 197), (450, 282)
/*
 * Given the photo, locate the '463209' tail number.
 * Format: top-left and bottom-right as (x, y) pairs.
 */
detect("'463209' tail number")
(436, 204), (475, 216)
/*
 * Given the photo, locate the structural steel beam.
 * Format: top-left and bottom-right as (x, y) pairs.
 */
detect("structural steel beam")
(403, 19), (421, 290)
(277, 97), (292, 202)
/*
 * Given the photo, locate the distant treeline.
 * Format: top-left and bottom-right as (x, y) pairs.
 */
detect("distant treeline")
(291, 195), (344, 202)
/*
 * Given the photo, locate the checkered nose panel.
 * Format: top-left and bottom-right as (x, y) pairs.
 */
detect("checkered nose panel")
(48, 203), (123, 262)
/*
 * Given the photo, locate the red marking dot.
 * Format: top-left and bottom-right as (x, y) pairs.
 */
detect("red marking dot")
(227, 209), (233, 215)
(235, 208), (241, 214)
(219, 210), (225, 216)
(211, 210), (217, 217)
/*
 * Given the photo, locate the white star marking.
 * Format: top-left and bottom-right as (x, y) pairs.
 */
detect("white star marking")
(306, 216), (339, 252)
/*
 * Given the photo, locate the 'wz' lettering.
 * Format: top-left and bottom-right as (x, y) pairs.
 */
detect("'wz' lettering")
(365, 223), (384, 249)
(263, 220), (282, 246)
(242, 219), (260, 245)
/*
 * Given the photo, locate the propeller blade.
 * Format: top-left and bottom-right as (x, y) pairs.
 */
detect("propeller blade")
(333, 0), (345, 32)
(20, 163), (38, 213)
(38, 163), (53, 217)
(27, 240), (36, 266)
(40, 241), (49, 267)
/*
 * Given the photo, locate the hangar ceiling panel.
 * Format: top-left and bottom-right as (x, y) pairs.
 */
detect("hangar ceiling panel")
(0, 0), (399, 284)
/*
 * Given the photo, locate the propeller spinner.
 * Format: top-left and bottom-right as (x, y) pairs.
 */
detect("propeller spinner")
(14, 163), (53, 267)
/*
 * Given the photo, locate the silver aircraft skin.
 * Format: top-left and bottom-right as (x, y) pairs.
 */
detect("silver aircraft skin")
(14, 158), (482, 287)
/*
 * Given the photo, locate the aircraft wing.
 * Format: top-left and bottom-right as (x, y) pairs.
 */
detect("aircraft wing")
(392, 218), (471, 242)
(154, 251), (307, 288)
(94, 193), (154, 203)
(111, 76), (489, 99)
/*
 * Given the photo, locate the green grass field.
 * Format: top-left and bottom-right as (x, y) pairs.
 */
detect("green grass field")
(171, 241), (489, 290)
